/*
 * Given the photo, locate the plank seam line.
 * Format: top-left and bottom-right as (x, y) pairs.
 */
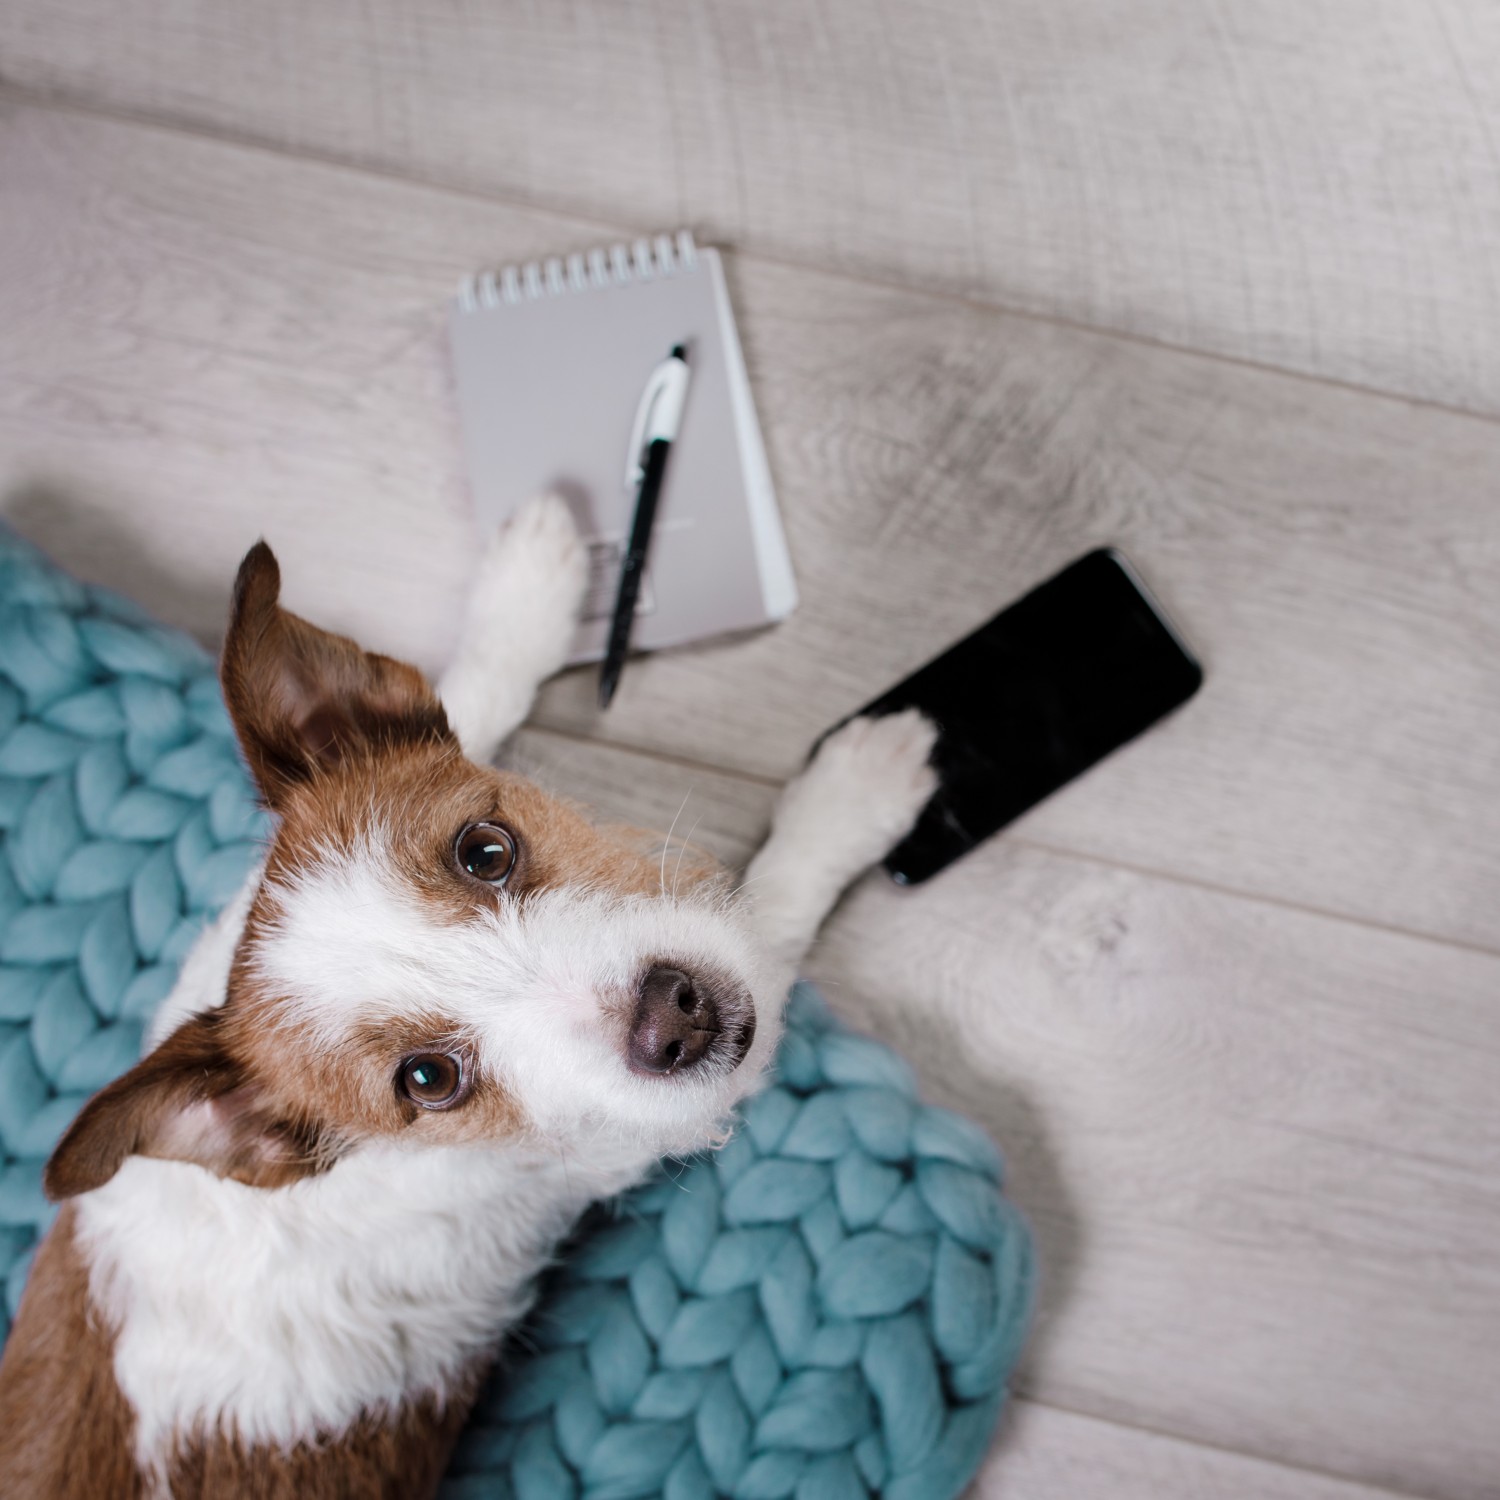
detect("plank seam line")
(4, 80), (1500, 430)
(517, 724), (1500, 964)
(1006, 1393), (1443, 1500)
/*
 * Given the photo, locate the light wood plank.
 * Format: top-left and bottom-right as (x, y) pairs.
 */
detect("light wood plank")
(505, 727), (774, 869)
(0, 94), (572, 673)
(976, 1400), (1421, 1500)
(3, 102), (1497, 952)
(453, 730), (1500, 1500)
(4, 0), (1500, 414)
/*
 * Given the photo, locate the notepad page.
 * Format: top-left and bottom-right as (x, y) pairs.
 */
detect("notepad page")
(450, 237), (796, 664)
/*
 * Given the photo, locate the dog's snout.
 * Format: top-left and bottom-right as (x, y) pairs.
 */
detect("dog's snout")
(628, 965), (752, 1076)
(629, 966), (716, 1075)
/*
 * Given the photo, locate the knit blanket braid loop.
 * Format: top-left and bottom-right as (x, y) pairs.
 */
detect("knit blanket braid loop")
(0, 528), (269, 1332)
(0, 526), (1035, 1499)
(446, 984), (1036, 1500)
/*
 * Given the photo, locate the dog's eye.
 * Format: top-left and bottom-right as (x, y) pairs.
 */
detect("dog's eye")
(397, 1052), (466, 1110)
(455, 822), (517, 885)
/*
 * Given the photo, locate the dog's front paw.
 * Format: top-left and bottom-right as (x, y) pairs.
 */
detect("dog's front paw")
(441, 494), (591, 759)
(743, 711), (940, 960)
(774, 710), (939, 873)
(471, 493), (589, 676)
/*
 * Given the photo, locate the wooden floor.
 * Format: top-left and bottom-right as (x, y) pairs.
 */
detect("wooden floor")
(2, 5), (1498, 1496)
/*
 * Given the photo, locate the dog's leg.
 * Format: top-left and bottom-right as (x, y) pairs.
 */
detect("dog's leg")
(744, 709), (939, 967)
(438, 494), (589, 763)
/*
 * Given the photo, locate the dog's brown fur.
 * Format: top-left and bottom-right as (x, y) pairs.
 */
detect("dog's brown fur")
(0, 1207), (141, 1498)
(219, 541), (455, 813)
(161, 1372), (482, 1500)
(0, 1205), (482, 1498)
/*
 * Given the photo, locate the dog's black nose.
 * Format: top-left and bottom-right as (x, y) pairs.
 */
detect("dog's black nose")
(629, 965), (747, 1076)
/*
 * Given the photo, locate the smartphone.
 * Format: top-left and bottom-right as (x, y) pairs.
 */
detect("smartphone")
(850, 549), (1202, 885)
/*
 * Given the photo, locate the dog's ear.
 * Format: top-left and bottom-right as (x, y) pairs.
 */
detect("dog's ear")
(44, 1011), (334, 1198)
(220, 542), (454, 808)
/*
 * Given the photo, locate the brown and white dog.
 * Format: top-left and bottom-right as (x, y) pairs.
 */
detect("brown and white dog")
(0, 495), (937, 1498)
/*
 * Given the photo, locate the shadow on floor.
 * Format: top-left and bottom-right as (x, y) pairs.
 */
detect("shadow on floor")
(3, 480), (225, 645)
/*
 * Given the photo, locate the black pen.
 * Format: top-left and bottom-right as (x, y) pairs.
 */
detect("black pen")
(598, 343), (691, 708)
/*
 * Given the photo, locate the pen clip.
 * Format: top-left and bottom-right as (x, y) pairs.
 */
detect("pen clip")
(624, 349), (690, 488)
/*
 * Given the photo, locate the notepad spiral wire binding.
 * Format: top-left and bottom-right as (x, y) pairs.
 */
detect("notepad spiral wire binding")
(459, 229), (699, 313)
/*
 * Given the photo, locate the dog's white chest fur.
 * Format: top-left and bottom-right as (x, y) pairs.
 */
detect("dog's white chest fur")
(75, 1138), (630, 1466)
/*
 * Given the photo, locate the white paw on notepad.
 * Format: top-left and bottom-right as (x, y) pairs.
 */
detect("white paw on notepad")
(439, 493), (588, 760)
(478, 492), (589, 671)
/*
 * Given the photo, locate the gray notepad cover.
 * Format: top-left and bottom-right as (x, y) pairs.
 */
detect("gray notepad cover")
(450, 244), (795, 663)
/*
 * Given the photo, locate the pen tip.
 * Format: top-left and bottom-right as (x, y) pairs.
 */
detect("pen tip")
(670, 343), (687, 362)
(598, 675), (617, 710)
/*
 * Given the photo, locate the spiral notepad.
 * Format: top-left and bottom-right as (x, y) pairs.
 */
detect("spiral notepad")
(449, 231), (797, 664)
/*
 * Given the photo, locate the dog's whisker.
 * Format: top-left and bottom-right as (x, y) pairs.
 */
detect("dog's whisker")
(720, 869), (772, 907)
(671, 815), (704, 900)
(553, 1140), (576, 1202)
(658, 789), (694, 898)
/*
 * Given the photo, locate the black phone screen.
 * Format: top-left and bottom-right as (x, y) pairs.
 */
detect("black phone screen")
(858, 549), (1203, 884)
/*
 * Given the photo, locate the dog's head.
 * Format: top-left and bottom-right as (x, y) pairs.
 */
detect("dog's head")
(45, 543), (786, 1201)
